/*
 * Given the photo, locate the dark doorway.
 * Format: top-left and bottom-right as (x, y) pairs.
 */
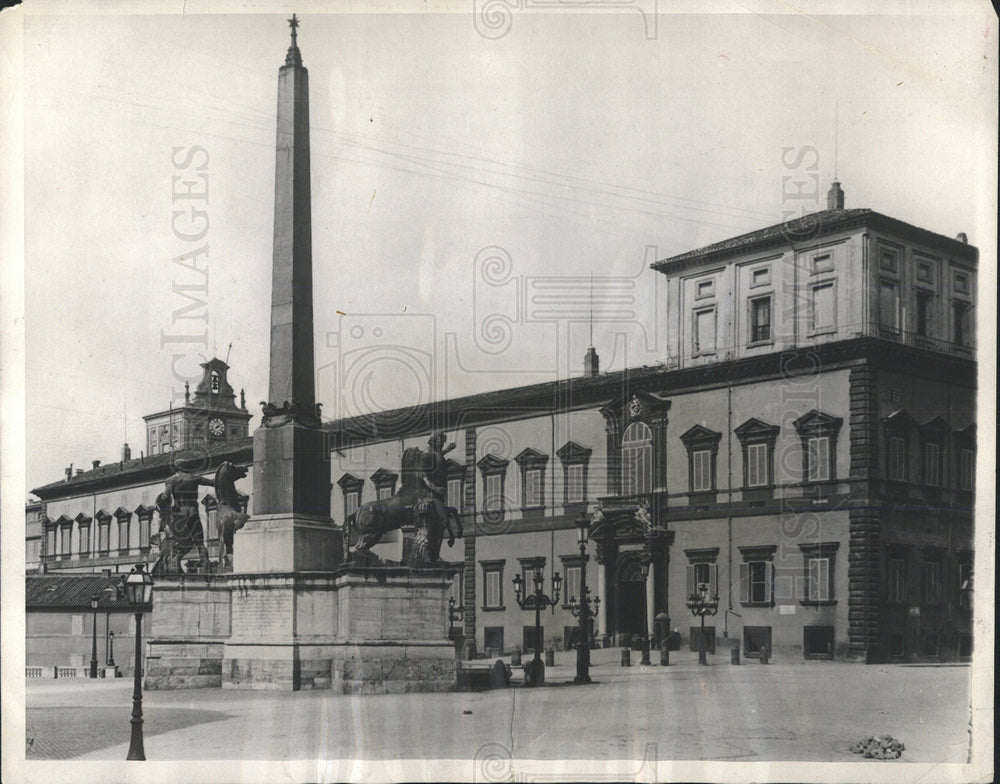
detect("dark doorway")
(523, 625), (543, 655)
(617, 580), (647, 642)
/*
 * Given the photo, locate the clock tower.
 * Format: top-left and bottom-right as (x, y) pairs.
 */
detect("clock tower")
(143, 358), (253, 455)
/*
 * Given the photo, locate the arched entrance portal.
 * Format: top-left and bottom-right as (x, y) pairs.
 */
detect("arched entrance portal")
(614, 550), (647, 645)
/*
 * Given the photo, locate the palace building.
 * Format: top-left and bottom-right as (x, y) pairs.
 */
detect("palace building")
(28, 182), (978, 665)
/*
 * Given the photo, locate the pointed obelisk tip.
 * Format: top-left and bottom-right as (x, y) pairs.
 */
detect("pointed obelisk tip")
(285, 13), (302, 67)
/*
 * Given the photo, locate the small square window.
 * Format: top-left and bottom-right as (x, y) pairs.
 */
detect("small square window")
(696, 279), (715, 299)
(751, 267), (770, 287)
(916, 261), (934, 284)
(879, 248), (898, 273)
(954, 272), (969, 295)
(812, 254), (833, 273)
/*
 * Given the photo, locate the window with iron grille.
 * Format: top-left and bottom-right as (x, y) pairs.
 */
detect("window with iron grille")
(749, 296), (771, 343)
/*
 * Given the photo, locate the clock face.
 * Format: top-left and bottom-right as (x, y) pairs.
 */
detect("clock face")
(208, 418), (225, 438)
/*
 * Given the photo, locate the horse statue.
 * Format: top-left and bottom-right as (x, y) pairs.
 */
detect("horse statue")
(345, 445), (462, 567)
(215, 460), (250, 571)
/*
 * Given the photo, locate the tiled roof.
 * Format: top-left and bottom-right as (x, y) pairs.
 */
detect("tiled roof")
(32, 437), (253, 499)
(651, 208), (977, 270)
(26, 574), (133, 610)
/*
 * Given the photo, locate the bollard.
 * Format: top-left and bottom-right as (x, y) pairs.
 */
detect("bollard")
(544, 648), (555, 667)
(731, 646), (740, 665)
(760, 646), (769, 665)
(621, 647), (631, 667)
(659, 647), (669, 666)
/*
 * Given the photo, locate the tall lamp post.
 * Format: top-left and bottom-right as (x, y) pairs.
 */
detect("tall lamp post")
(108, 630), (116, 669)
(639, 555), (652, 666)
(568, 512), (598, 684)
(686, 581), (719, 665)
(89, 594), (100, 678)
(124, 563), (154, 761)
(512, 563), (561, 687)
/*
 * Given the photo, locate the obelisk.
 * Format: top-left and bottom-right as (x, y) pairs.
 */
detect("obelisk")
(235, 15), (340, 573)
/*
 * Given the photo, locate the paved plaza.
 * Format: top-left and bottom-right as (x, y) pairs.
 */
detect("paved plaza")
(24, 648), (973, 767)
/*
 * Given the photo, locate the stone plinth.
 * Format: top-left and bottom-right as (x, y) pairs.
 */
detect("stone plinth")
(222, 567), (458, 692)
(330, 567), (458, 694)
(235, 513), (341, 573)
(146, 575), (231, 689)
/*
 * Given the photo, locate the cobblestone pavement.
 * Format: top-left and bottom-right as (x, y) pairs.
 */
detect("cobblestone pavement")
(24, 649), (975, 769)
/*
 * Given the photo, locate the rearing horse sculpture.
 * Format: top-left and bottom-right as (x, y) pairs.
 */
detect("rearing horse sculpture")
(215, 461), (250, 571)
(345, 446), (462, 566)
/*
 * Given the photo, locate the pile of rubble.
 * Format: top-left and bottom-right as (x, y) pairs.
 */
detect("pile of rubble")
(850, 735), (905, 759)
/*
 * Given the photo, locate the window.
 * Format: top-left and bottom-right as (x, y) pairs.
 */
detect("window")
(481, 561), (505, 610)
(684, 550), (719, 600)
(806, 557), (830, 601)
(923, 441), (941, 487)
(78, 525), (90, 556)
(803, 626), (834, 659)
(879, 247), (898, 273)
(160, 425), (171, 453)
(743, 626), (772, 658)
(696, 279), (715, 299)
(210, 370), (220, 392)
(447, 477), (463, 510)
(751, 267), (770, 287)
(337, 474), (364, 522)
(371, 468), (398, 501)
(450, 570), (464, 606)
(812, 253), (833, 273)
(806, 436), (830, 482)
(921, 554), (943, 606)
(952, 301), (970, 346)
(916, 290), (932, 337)
(958, 447), (974, 491)
(46, 524), (57, 558)
(693, 307), (716, 354)
(680, 425), (722, 495)
(515, 448), (548, 511)
(478, 454), (509, 524)
(621, 422), (653, 496)
(749, 296), (771, 343)
(888, 555), (907, 603)
(60, 525), (72, 557)
(483, 627), (504, 654)
(739, 546), (776, 605)
(922, 633), (940, 658)
(377, 486), (393, 500)
(139, 516), (151, 548)
(953, 272), (969, 294)
(566, 464), (584, 502)
(879, 280), (899, 333)
(563, 565), (581, 605)
(117, 515), (130, 551)
(557, 441), (592, 506)
(811, 282), (836, 333)
(887, 435), (907, 481)
(793, 410), (842, 484)
(150, 427), (159, 453)
(98, 521), (110, 553)
(734, 418), (779, 490)
(691, 450), (712, 491)
(486, 475), (502, 512)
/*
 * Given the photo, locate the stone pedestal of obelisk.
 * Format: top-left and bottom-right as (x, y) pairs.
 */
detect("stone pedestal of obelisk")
(223, 18), (342, 690)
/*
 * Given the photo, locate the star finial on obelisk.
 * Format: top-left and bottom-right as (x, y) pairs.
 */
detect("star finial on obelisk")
(285, 13), (302, 67)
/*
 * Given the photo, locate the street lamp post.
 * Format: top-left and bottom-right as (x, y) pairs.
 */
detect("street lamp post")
(686, 582), (720, 665)
(639, 557), (652, 666)
(108, 630), (116, 668)
(89, 594), (100, 678)
(124, 562), (154, 761)
(568, 512), (598, 685)
(448, 596), (465, 640)
(512, 563), (561, 687)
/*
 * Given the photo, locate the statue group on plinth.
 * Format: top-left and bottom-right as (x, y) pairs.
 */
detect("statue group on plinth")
(152, 456), (249, 575)
(345, 432), (463, 568)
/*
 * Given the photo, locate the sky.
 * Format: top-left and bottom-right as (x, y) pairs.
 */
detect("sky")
(10, 1), (998, 495)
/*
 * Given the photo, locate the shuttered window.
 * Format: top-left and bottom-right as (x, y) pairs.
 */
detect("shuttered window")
(739, 561), (773, 605)
(686, 562), (718, 599)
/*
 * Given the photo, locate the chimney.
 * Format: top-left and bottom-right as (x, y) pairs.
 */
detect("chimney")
(584, 346), (600, 377)
(76, 469), (84, 476)
(92, 460), (101, 470)
(956, 232), (968, 244)
(65, 465), (73, 481)
(827, 180), (845, 210)
(122, 442), (132, 462)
